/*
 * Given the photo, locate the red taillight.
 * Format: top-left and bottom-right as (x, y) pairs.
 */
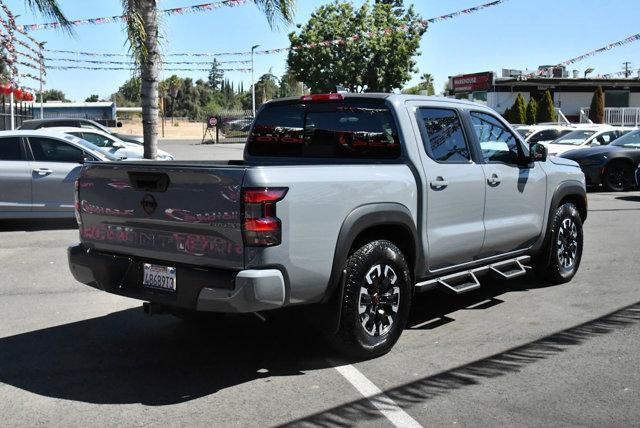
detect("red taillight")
(74, 178), (82, 225)
(242, 187), (287, 247)
(300, 93), (343, 102)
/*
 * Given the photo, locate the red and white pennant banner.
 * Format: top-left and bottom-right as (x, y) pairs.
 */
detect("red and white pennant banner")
(18, 0), (247, 32)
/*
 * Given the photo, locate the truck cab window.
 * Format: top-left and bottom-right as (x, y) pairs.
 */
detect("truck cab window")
(470, 111), (522, 165)
(417, 108), (470, 162)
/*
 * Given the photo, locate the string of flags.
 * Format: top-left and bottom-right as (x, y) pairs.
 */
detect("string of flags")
(524, 33), (640, 78)
(41, 0), (509, 58)
(44, 56), (252, 65)
(47, 65), (252, 73)
(0, 0), (45, 93)
(17, 0), (247, 32)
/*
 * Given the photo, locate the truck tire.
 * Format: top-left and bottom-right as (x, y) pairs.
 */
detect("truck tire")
(534, 202), (583, 284)
(330, 240), (412, 359)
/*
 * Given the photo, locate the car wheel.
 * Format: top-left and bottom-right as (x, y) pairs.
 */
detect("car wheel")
(534, 203), (583, 284)
(603, 161), (634, 192)
(329, 240), (412, 359)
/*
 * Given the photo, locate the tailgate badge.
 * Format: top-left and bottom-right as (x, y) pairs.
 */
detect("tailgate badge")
(141, 194), (158, 215)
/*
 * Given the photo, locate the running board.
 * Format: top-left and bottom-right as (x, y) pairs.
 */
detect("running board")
(415, 255), (531, 295)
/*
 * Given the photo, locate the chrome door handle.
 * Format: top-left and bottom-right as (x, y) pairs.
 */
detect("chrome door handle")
(487, 174), (501, 186)
(430, 177), (449, 190)
(33, 168), (53, 176)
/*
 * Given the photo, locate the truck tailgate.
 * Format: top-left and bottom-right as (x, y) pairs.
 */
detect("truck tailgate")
(77, 162), (246, 270)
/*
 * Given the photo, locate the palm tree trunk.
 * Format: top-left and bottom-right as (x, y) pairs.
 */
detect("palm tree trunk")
(139, 0), (159, 159)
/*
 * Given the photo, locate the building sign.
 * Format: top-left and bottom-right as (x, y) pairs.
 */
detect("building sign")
(451, 72), (494, 93)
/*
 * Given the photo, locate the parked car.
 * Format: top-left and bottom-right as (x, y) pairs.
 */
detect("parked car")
(48, 127), (174, 160)
(224, 117), (254, 132)
(0, 130), (120, 219)
(515, 124), (575, 145)
(19, 118), (143, 144)
(560, 128), (640, 191)
(546, 126), (634, 156)
(68, 93), (587, 358)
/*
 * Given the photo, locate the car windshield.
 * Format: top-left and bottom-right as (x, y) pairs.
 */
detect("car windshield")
(516, 129), (530, 138)
(552, 130), (596, 145)
(611, 130), (640, 148)
(64, 135), (121, 161)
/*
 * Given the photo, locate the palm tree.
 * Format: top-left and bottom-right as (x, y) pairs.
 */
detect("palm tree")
(24, 0), (295, 159)
(420, 73), (434, 96)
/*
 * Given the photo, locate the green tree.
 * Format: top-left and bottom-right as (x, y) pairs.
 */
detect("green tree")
(85, 94), (100, 102)
(402, 72), (435, 95)
(537, 90), (557, 123)
(526, 97), (538, 125)
(208, 58), (224, 90)
(588, 86), (605, 124)
(35, 89), (68, 102)
(254, 72), (279, 108)
(514, 93), (527, 124)
(287, 0), (425, 93)
(117, 77), (141, 103)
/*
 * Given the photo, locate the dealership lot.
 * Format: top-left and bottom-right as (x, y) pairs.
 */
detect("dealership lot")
(1, 140), (639, 427)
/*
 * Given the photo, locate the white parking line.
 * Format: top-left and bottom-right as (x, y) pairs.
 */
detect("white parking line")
(330, 361), (423, 428)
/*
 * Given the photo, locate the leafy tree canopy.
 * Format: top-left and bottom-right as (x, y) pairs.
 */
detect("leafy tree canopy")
(36, 89), (68, 102)
(85, 94), (100, 102)
(287, 0), (426, 93)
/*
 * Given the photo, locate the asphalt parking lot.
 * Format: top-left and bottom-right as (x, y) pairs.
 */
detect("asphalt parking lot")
(1, 140), (639, 427)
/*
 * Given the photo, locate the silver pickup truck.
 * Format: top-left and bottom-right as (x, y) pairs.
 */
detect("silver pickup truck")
(68, 93), (587, 358)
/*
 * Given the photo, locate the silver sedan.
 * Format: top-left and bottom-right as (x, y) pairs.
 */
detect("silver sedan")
(0, 130), (120, 219)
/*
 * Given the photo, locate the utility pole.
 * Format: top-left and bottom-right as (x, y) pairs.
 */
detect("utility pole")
(38, 42), (46, 118)
(623, 62), (632, 78)
(251, 44), (259, 118)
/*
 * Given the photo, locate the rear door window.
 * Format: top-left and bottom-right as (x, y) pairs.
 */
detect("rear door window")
(28, 137), (84, 163)
(247, 100), (400, 159)
(0, 137), (24, 160)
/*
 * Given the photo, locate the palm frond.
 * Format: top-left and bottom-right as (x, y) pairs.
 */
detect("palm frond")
(121, 0), (148, 68)
(24, 0), (72, 33)
(252, 0), (295, 28)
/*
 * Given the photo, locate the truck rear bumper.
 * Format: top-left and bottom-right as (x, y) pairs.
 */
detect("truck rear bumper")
(68, 244), (286, 313)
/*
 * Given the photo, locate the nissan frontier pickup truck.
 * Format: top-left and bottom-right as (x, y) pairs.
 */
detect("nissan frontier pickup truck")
(68, 93), (587, 358)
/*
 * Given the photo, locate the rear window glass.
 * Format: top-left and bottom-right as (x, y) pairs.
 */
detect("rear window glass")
(0, 137), (23, 160)
(247, 100), (400, 159)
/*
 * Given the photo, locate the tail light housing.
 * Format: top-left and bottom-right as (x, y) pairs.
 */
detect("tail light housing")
(242, 187), (287, 246)
(74, 178), (82, 225)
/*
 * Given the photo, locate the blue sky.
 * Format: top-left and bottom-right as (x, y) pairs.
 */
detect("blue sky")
(6, 0), (640, 101)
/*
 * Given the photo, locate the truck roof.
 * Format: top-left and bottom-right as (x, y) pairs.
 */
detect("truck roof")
(266, 93), (486, 109)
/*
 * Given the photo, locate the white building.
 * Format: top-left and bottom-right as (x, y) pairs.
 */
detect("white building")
(448, 69), (640, 125)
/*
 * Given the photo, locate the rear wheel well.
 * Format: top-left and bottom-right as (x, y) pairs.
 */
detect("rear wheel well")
(560, 194), (587, 222)
(349, 224), (416, 280)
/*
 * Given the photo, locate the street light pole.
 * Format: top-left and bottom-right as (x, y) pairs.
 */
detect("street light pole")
(251, 44), (259, 118)
(38, 42), (46, 119)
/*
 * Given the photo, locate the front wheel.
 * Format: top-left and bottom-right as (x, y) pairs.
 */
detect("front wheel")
(534, 203), (583, 284)
(603, 162), (634, 192)
(329, 240), (412, 359)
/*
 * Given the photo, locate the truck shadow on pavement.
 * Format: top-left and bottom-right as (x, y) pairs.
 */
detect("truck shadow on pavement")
(0, 277), (638, 410)
(284, 299), (640, 427)
(0, 219), (78, 232)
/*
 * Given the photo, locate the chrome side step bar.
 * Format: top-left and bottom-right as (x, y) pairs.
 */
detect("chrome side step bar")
(415, 256), (531, 295)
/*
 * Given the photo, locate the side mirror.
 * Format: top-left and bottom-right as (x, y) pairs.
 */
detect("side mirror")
(79, 154), (93, 164)
(116, 121), (123, 128)
(530, 142), (547, 162)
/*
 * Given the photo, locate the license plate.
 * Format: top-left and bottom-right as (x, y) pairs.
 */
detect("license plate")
(142, 263), (177, 292)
